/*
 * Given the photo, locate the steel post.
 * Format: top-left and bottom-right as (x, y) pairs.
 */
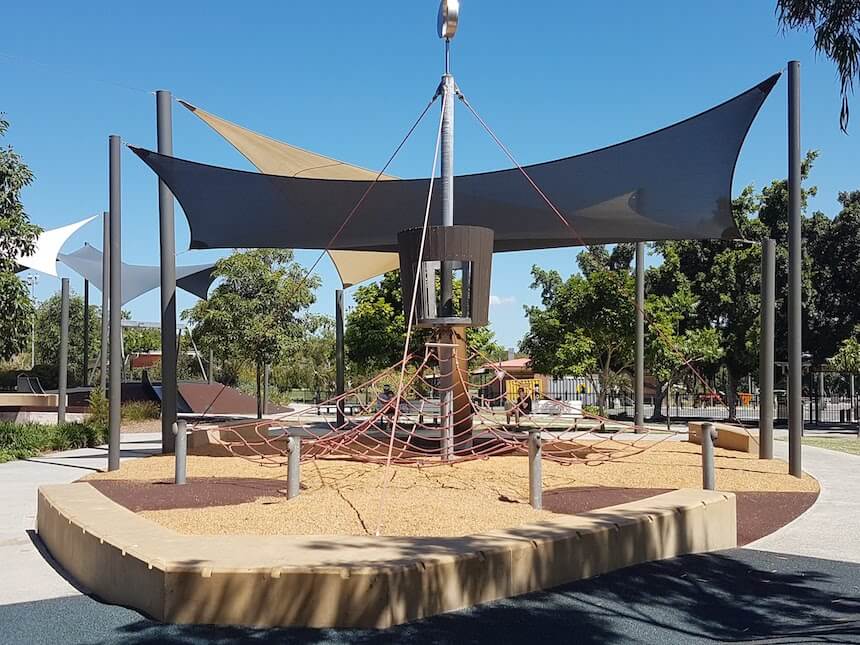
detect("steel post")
(83, 279), (89, 386)
(287, 435), (301, 499)
(156, 90), (177, 454)
(788, 61), (803, 477)
(58, 278), (70, 424)
(263, 363), (270, 416)
(335, 288), (345, 427)
(635, 242), (645, 431)
(528, 429), (542, 509)
(173, 419), (187, 485)
(108, 135), (122, 472)
(99, 212), (109, 393)
(702, 422), (716, 490)
(759, 238), (775, 459)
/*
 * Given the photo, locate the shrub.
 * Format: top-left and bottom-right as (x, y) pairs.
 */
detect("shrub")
(121, 400), (160, 422)
(0, 420), (106, 463)
(87, 389), (108, 434)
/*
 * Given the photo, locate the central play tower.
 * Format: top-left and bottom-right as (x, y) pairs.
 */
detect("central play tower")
(396, 0), (494, 456)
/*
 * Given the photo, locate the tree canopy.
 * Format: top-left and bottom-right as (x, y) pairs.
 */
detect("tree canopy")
(0, 116), (40, 362)
(777, 0), (860, 132)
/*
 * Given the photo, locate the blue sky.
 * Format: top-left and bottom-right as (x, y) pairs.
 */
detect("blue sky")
(3, 1), (858, 348)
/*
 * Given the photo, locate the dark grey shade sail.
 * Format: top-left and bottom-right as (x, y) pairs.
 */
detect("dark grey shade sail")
(131, 74), (779, 252)
(58, 245), (216, 304)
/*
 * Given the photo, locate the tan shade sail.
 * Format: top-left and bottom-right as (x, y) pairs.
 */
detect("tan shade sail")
(180, 100), (399, 286)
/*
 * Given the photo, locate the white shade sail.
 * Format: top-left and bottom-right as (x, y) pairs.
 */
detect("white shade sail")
(15, 215), (97, 277)
(58, 245), (216, 305)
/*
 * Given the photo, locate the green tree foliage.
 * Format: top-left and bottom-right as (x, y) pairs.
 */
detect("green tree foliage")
(521, 245), (635, 414)
(777, 0), (860, 132)
(275, 314), (336, 396)
(33, 292), (101, 386)
(830, 327), (860, 373)
(344, 270), (505, 378)
(807, 190), (860, 358)
(184, 249), (319, 413)
(0, 116), (40, 361)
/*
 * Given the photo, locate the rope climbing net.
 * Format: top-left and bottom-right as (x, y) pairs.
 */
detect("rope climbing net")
(191, 330), (679, 469)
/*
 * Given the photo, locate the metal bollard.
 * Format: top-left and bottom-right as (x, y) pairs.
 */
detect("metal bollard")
(528, 429), (542, 509)
(287, 435), (301, 499)
(701, 422), (716, 490)
(173, 419), (187, 485)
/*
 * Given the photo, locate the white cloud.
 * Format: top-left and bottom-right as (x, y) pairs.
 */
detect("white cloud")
(489, 295), (516, 306)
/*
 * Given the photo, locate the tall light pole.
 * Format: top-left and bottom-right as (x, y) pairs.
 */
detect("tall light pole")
(27, 273), (39, 370)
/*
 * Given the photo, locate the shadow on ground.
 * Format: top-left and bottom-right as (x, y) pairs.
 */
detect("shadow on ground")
(1, 548), (859, 644)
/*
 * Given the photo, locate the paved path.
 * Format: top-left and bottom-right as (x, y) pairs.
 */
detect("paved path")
(1, 549), (858, 644)
(749, 437), (860, 563)
(0, 433), (160, 606)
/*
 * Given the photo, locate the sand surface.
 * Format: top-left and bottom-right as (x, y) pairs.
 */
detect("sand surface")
(83, 441), (817, 537)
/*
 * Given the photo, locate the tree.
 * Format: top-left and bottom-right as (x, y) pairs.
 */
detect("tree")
(807, 191), (860, 359)
(644, 284), (723, 421)
(521, 245), (635, 415)
(33, 292), (101, 386)
(830, 327), (860, 373)
(0, 115), (41, 361)
(777, 0), (860, 132)
(184, 249), (319, 416)
(275, 315), (336, 397)
(344, 270), (505, 378)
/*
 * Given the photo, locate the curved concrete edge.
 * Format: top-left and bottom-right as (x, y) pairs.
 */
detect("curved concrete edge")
(36, 484), (736, 629)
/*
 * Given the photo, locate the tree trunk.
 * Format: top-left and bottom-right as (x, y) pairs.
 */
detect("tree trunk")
(650, 380), (666, 421)
(665, 379), (672, 431)
(255, 361), (262, 419)
(726, 369), (738, 421)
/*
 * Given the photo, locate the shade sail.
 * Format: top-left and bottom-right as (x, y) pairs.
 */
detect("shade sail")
(136, 74), (779, 253)
(180, 100), (400, 286)
(58, 245), (216, 305)
(15, 215), (98, 277)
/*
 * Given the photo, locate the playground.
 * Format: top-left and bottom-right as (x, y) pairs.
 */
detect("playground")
(3, 1), (860, 640)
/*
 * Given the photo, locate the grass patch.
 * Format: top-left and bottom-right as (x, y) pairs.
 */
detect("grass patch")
(800, 437), (860, 456)
(0, 421), (106, 463)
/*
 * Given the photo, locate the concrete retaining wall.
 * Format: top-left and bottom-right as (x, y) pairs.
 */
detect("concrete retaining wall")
(37, 483), (736, 629)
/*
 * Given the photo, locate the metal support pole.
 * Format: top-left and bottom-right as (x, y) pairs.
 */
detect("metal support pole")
(788, 61), (803, 478)
(263, 363), (270, 416)
(439, 52), (455, 317)
(851, 374), (856, 424)
(528, 429), (542, 509)
(83, 279), (89, 386)
(99, 212), (109, 393)
(441, 388), (454, 461)
(287, 435), (301, 499)
(58, 278), (69, 424)
(702, 422), (716, 490)
(438, 42), (457, 459)
(208, 349), (214, 384)
(335, 288), (345, 428)
(156, 90), (177, 454)
(634, 242), (645, 432)
(108, 135), (122, 472)
(759, 238), (775, 459)
(173, 419), (187, 485)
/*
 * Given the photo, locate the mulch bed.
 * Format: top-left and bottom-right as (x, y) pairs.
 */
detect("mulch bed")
(543, 486), (819, 546)
(88, 479), (819, 546)
(88, 478), (293, 512)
